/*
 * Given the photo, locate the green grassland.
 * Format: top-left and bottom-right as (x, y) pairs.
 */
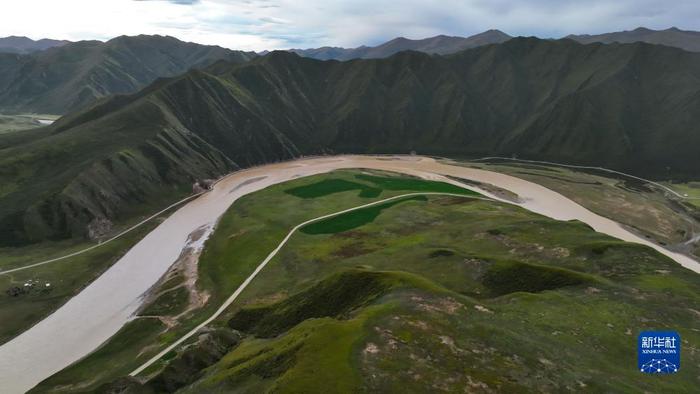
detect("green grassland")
(665, 182), (700, 208)
(465, 160), (700, 253)
(0, 114), (59, 134)
(34, 170), (700, 393)
(186, 192), (700, 393)
(33, 170), (481, 391)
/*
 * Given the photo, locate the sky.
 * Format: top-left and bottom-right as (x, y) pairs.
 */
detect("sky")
(2, 0), (700, 51)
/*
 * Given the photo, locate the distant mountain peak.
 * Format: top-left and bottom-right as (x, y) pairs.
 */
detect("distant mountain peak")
(0, 36), (69, 54)
(291, 29), (512, 61)
(0, 37), (256, 114)
(480, 29), (509, 36)
(568, 26), (700, 52)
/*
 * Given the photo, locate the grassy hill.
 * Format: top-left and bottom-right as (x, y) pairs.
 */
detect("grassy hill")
(0, 35), (255, 114)
(32, 171), (700, 393)
(4, 37), (700, 246)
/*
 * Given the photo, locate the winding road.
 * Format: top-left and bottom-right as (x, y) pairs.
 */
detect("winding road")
(129, 192), (493, 376)
(472, 156), (700, 201)
(0, 155), (698, 394)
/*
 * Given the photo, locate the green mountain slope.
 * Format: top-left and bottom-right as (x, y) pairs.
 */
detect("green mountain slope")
(0, 35), (256, 114)
(291, 30), (511, 60)
(3, 37), (700, 246)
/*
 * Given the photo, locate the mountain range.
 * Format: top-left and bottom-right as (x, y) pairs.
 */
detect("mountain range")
(3, 27), (700, 116)
(291, 27), (700, 61)
(2, 37), (700, 246)
(290, 30), (512, 60)
(0, 35), (255, 114)
(0, 36), (69, 54)
(568, 26), (700, 52)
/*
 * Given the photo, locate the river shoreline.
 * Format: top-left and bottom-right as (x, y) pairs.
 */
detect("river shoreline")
(1, 155), (698, 394)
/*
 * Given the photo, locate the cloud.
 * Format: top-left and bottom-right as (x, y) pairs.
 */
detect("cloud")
(134, 0), (200, 4)
(2, 0), (700, 51)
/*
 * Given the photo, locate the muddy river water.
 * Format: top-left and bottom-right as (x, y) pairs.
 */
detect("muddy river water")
(0, 155), (698, 393)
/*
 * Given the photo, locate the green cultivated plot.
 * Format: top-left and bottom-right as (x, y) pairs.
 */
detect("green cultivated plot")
(285, 179), (381, 198)
(354, 174), (478, 195)
(301, 196), (428, 235)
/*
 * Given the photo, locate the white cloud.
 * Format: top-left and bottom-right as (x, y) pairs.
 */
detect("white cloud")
(1, 0), (699, 51)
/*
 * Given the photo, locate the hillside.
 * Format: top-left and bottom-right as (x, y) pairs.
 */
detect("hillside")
(0, 35), (256, 114)
(568, 27), (700, 52)
(0, 36), (69, 54)
(291, 30), (511, 60)
(32, 171), (700, 393)
(3, 37), (700, 246)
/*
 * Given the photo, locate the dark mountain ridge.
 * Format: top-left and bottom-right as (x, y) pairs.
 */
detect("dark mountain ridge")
(0, 36), (70, 54)
(567, 26), (700, 52)
(2, 37), (700, 246)
(294, 27), (700, 61)
(0, 35), (256, 114)
(291, 29), (512, 60)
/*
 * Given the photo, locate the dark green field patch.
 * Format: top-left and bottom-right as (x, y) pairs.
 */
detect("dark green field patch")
(300, 196), (427, 235)
(355, 174), (478, 195)
(284, 179), (381, 199)
(428, 249), (455, 258)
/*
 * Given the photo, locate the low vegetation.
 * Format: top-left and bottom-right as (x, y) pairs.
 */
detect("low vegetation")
(480, 260), (594, 296)
(33, 170), (478, 391)
(228, 270), (411, 337)
(33, 170), (700, 393)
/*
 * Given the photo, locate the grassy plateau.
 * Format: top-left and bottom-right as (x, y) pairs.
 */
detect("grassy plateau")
(32, 169), (700, 393)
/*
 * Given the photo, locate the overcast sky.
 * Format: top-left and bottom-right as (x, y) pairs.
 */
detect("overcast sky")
(2, 0), (699, 51)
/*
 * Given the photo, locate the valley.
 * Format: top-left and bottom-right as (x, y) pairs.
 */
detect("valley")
(4, 37), (700, 254)
(0, 114), (57, 134)
(2, 11), (700, 392)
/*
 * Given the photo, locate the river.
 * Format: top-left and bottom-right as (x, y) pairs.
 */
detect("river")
(0, 155), (697, 393)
